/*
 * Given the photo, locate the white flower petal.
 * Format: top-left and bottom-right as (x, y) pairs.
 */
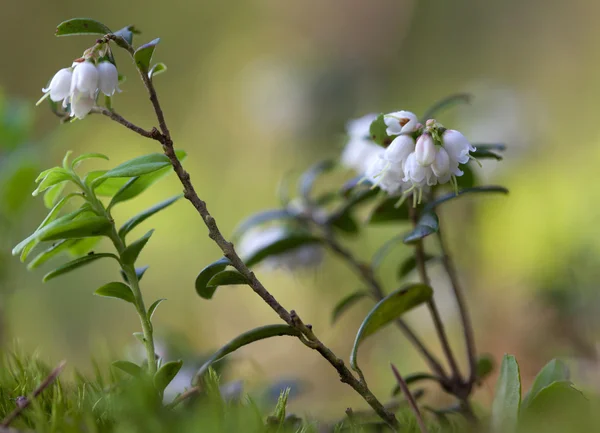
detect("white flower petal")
(71, 61), (98, 98)
(384, 135), (415, 164)
(97, 61), (120, 96)
(42, 68), (73, 102)
(415, 134), (436, 166)
(384, 110), (418, 135)
(431, 147), (450, 178)
(346, 113), (377, 139)
(442, 129), (475, 165)
(70, 90), (95, 119)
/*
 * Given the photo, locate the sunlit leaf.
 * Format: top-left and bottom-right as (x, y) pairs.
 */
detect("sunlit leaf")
(121, 230), (153, 266)
(195, 325), (302, 380)
(71, 152), (109, 168)
(94, 282), (135, 304)
(101, 153), (171, 179)
(350, 284), (433, 372)
(27, 239), (76, 270)
(195, 257), (232, 299)
(118, 194), (182, 238)
(403, 212), (439, 244)
(32, 169), (72, 196)
(423, 186), (509, 212)
(522, 359), (569, 408)
(491, 354), (521, 433)
(331, 290), (370, 324)
(154, 360), (183, 393)
(112, 360), (142, 377)
(55, 18), (112, 37)
(149, 63), (167, 79)
(67, 236), (102, 257)
(134, 38), (160, 73)
(43, 253), (118, 282)
(37, 215), (112, 242)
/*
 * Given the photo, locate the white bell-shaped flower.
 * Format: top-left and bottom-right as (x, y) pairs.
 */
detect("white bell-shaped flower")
(70, 61), (99, 99)
(41, 68), (73, 102)
(341, 139), (383, 174)
(97, 61), (120, 96)
(383, 110), (419, 135)
(346, 113), (377, 140)
(415, 134), (436, 166)
(70, 89), (95, 119)
(366, 154), (405, 194)
(384, 134), (415, 164)
(403, 152), (436, 187)
(442, 129), (476, 165)
(431, 147), (451, 183)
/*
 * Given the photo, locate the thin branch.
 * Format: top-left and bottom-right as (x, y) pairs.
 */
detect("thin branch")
(390, 364), (429, 433)
(90, 107), (155, 139)
(1, 361), (66, 427)
(320, 228), (448, 381)
(437, 230), (477, 387)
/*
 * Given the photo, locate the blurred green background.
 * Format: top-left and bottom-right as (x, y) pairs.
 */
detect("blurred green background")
(1, 0), (599, 419)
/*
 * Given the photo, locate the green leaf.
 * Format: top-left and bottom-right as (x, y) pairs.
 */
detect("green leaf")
(403, 212), (439, 244)
(134, 38), (160, 73)
(43, 181), (67, 209)
(473, 143), (506, 152)
(121, 230), (153, 266)
(112, 360), (142, 377)
(153, 360), (183, 393)
(55, 18), (112, 37)
(113, 25), (140, 45)
(232, 209), (292, 240)
(298, 159), (336, 200)
(62, 151), (74, 170)
(471, 149), (503, 160)
(101, 153), (171, 179)
(147, 298), (166, 321)
(195, 325), (302, 380)
(456, 163), (476, 189)
(37, 216), (112, 242)
(32, 169), (72, 196)
(72, 153), (109, 168)
(397, 254), (436, 279)
(94, 282), (135, 304)
(43, 253), (117, 282)
(27, 239), (76, 270)
(368, 196), (410, 224)
(421, 93), (471, 121)
(391, 372), (440, 396)
(423, 186), (509, 212)
(149, 63), (167, 79)
(195, 257), (232, 299)
(491, 354), (521, 433)
(476, 354), (495, 383)
(244, 233), (322, 268)
(371, 234), (404, 269)
(118, 195), (182, 238)
(522, 359), (569, 408)
(121, 265), (150, 283)
(207, 270), (249, 287)
(67, 236), (102, 257)
(329, 212), (360, 235)
(350, 283), (433, 372)
(369, 114), (393, 147)
(331, 291), (370, 324)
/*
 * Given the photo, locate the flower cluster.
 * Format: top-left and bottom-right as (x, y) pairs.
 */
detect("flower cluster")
(344, 111), (476, 203)
(39, 58), (120, 119)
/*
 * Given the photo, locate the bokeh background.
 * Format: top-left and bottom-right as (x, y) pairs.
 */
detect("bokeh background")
(1, 0), (599, 420)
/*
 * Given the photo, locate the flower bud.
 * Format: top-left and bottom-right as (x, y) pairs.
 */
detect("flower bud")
(71, 61), (98, 98)
(384, 135), (414, 164)
(415, 134), (436, 166)
(97, 61), (120, 96)
(42, 68), (73, 102)
(383, 110), (418, 135)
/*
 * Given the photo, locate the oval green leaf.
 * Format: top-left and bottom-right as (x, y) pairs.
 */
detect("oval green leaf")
(298, 159), (336, 200)
(118, 195), (182, 239)
(147, 298), (166, 321)
(423, 186), (509, 212)
(154, 360), (183, 393)
(37, 215), (112, 242)
(350, 283), (433, 372)
(195, 257), (232, 299)
(331, 290), (370, 324)
(112, 360), (142, 377)
(369, 114), (392, 147)
(32, 169), (72, 196)
(244, 233), (322, 268)
(491, 354), (521, 433)
(43, 253), (118, 282)
(194, 325), (302, 382)
(149, 63), (167, 79)
(55, 18), (112, 37)
(101, 153), (171, 179)
(113, 25), (139, 46)
(403, 212), (439, 244)
(94, 282), (135, 304)
(134, 38), (160, 73)
(121, 230), (154, 266)
(207, 270), (249, 287)
(522, 358), (569, 408)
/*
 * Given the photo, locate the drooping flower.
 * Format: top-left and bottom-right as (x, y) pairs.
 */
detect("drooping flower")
(384, 134), (415, 164)
(346, 113), (377, 140)
(431, 147), (451, 183)
(366, 153), (406, 194)
(41, 68), (73, 103)
(414, 133), (436, 166)
(442, 129), (476, 165)
(403, 152), (435, 187)
(383, 111), (419, 135)
(341, 114), (383, 174)
(97, 61), (120, 96)
(69, 90), (95, 119)
(70, 61), (99, 99)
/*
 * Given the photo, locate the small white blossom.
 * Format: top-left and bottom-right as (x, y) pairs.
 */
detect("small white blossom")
(70, 61), (98, 99)
(341, 114), (383, 174)
(346, 113), (377, 140)
(403, 152), (435, 187)
(69, 90), (95, 119)
(383, 111), (419, 135)
(415, 134), (436, 166)
(384, 134), (415, 164)
(366, 154), (405, 194)
(97, 61), (120, 96)
(431, 147), (451, 183)
(41, 68), (73, 102)
(442, 129), (476, 165)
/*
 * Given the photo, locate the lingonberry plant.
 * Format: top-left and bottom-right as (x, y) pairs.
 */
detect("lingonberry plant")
(6, 18), (592, 433)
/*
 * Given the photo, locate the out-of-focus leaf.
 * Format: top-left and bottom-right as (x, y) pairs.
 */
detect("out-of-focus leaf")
(421, 93), (471, 121)
(456, 163), (476, 189)
(244, 233), (322, 268)
(298, 159), (336, 200)
(471, 149), (503, 160)
(329, 212), (359, 235)
(195, 257), (232, 299)
(350, 284), (433, 372)
(118, 194), (182, 238)
(369, 114), (392, 147)
(403, 212), (439, 244)
(121, 229), (153, 265)
(195, 325), (302, 381)
(71, 152), (109, 168)
(0, 160), (38, 216)
(371, 234), (404, 269)
(112, 360), (142, 377)
(134, 38), (160, 73)
(207, 270), (249, 287)
(154, 360), (183, 393)
(147, 298), (166, 321)
(368, 196), (410, 224)
(149, 63), (167, 80)
(397, 254), (436, 279)
(55, 18), (112, 37)
(522, 359), (569, 408)
(231, 209), (292, 240)
(37, 215), (111, 242)
(101, 153), (171, 179)
(476, 354), (495, 383)
(94, 282), (135, 304)
(472, 143), (506, 152)
(491, 354), (521, 433)
(423, 186), (509, 212)
(331, 290), (370, 324)
(43, 253), (117, 282)
(43, 181), (66, 209)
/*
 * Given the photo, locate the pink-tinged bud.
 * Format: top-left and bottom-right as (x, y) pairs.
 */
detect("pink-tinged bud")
(415, 134), (436, 166)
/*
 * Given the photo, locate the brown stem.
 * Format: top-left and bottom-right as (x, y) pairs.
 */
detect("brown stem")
(1, 361), (66, 427)
(390, 364), (429, 433)
(437, 230), (477, 387)
(321, 229), (448, 380)
(409, 206), (462, 382)
(90, 107), (154, 139)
